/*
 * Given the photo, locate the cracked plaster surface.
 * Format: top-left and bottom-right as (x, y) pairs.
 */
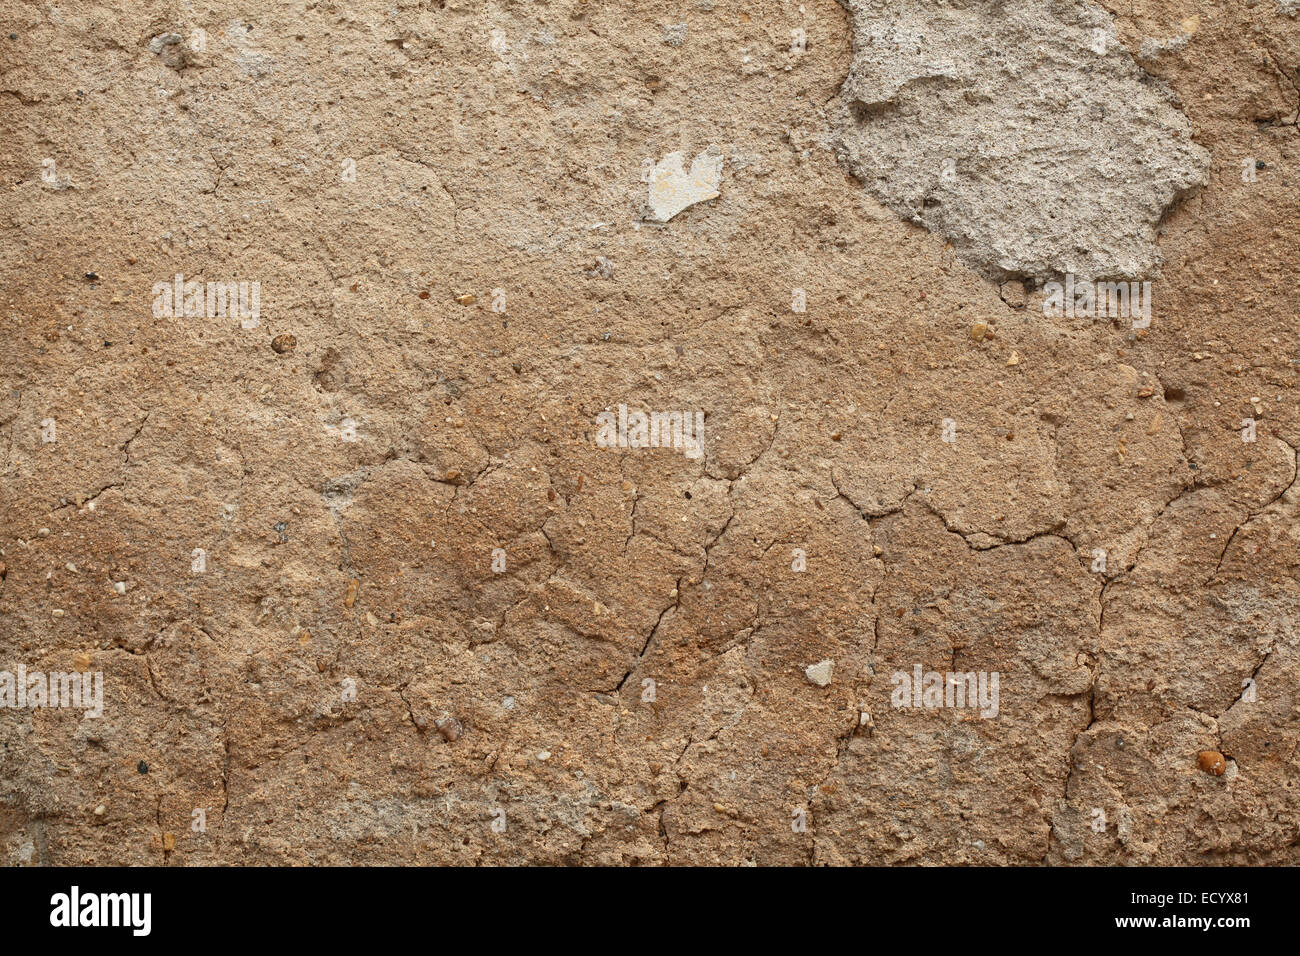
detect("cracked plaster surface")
(1, 0), (1299, 865)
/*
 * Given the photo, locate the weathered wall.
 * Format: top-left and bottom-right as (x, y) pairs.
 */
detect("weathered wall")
(1, 0), (1298, 864)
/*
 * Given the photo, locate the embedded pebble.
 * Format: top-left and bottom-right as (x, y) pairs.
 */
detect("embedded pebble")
(436, 716), (462, 741)
(1197, 750), (1226, 776)
(805, 659), (834, 687)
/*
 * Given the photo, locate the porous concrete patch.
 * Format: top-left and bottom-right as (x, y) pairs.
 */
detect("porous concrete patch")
(832, 0), (1211, 284)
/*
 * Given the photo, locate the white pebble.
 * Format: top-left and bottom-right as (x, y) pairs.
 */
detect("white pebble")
(805, 659), (834, 687)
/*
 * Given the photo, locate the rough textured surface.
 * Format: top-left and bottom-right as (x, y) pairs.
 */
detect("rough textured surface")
(832, 0), (1212, 284)
(0, 0), (1298, 866)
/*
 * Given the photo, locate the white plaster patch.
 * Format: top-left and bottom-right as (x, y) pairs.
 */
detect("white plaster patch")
(645, 145), (723, 222)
